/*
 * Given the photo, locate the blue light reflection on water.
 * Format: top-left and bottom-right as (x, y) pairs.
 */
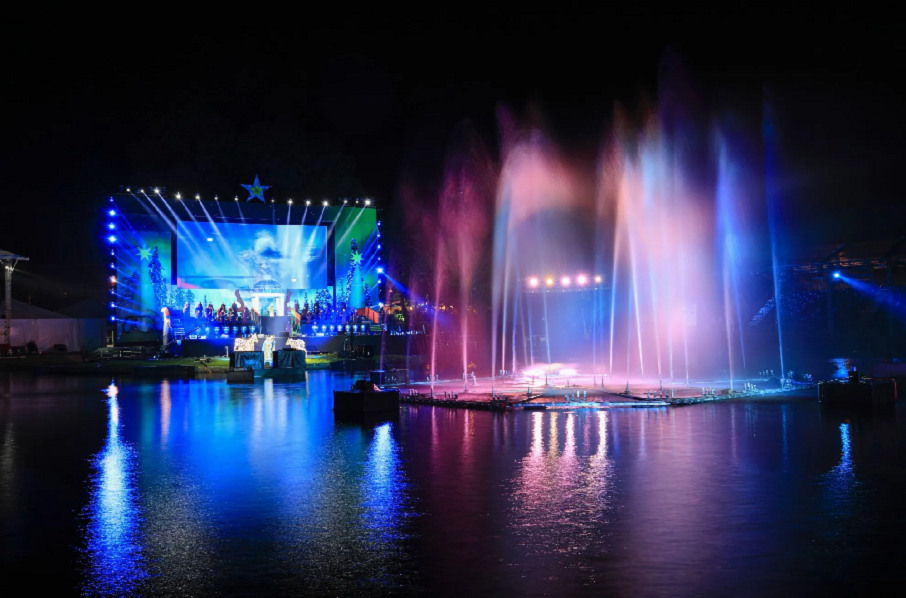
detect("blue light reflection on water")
(81, 382), (149, 596)
(3, 373), (905, 596)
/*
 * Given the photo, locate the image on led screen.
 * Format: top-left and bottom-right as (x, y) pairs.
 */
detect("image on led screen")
(176, 223), (328, 290)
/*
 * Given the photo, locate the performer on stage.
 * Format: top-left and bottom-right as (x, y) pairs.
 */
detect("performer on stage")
(195, 302), (204, 319)
(205, 303), (214, 320)
(161, 307), (171, 351)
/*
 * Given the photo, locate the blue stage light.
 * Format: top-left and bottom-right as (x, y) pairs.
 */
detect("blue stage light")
(108, 209), (116, 217)
(109, 316), (116, 322)
(109, 302), (115, 308)
(107, 223), (115, 230)
(107, 235), (116, 243)
(377, 267), (384, 274)
(109, 262), (115, 269)
(833, 271), (841, 279)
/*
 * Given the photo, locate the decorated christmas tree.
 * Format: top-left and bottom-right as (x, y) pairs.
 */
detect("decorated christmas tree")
(148, 247), (167, 312)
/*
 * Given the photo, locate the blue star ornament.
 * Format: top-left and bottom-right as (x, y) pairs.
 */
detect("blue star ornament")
(241, 175), (271, 202)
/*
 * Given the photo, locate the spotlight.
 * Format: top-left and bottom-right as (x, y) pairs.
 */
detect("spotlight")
(561, 276), (571, 287)
(107, 235), (116, 243)
(594, 275), (603, 284)
(545, 277), (554, 287)
(109, 302), (116, 308)
(377, 267), (384, 274)
(288, 199), (293, 205)
(109, 262), (115, 269)
(364, 199), (372, 206)
(577, 275), (588, 285)
(322, 200), (328, 207)
(109, 316), (116, 322)
(109, 275), (117, 284)
(832, 271), (841, 279)
(235, 196), (239, 202)
(107, 223), (115, 230)
(529, 277), (539, 288)
(195, 194), (201, 200)
(108, 209), (116, 217)
(176, 193), (182, 200)
(153, 187), (160, 194)
(306, 200), (311, 206)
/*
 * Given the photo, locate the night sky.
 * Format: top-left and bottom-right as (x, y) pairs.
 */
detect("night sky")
(2, 7), (902, 301)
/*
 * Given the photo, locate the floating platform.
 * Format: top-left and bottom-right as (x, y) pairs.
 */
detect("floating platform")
(334, 380), (400, 418)
(818, 371), (897, 408)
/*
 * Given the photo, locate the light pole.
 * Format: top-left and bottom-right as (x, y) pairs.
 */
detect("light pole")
(1, 252), (29, 349)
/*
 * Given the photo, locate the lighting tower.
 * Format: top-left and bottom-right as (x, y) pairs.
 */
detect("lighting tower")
(1, 251), (29, 348)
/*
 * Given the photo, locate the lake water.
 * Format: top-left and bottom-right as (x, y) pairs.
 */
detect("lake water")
(2, 371), (904, 597)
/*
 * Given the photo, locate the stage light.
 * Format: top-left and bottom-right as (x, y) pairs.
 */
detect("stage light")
(195, 194), (201, 200)
(125, 188), (130, 193)
(108, 209), (116, 217)
(107, 223), (115, 230)
(109, 250), (114, 256)
(377, 221), (381, 226)
(108, 262), (115, 269)
(214, 195), (219, 200)
(833, 271), (841, 279)
(377, 244), (382, 249)
(343, 199), (347, 204)
(377, 267), (384, 274)
(234, 196), (239, 201)
(306, 200), (311, 206)
(109, 302), (115, 308)
(109, 276), (117, 284)
(365, 199), (371, 206)
(206, 237), (213, 242)
(107, 235), (116, 243)
(153, 187), (160, 194)
(529, 277), (539, 288)
(322, 200), (328, 206)
(176, 193), (181, 199)
(545, 277), (554, 287)
(109, 316), (116, 322)
(379, 302), (384, 308)
(577, 275), (588, 285)
(288, 199), (293, 205)
(594, 275), (603, 283)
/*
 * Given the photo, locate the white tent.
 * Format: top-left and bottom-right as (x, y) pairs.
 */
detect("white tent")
(0, 299), (99, 352)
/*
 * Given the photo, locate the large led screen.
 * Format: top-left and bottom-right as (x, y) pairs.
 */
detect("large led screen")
(175, 223), (329, 290)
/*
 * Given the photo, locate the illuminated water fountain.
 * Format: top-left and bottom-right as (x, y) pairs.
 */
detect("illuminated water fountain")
(484, 103), (773, 393)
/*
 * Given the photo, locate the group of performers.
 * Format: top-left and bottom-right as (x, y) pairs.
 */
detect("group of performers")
(183, 301), (259, 325)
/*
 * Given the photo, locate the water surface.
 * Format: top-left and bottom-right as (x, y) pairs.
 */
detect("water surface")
(1, 371), (904, 596)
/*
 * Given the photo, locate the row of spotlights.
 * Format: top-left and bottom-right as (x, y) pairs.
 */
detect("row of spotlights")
(527, 275), (604, 288)
(121, 188), (373, 207)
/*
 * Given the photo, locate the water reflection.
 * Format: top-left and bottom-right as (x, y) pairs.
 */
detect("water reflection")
(510, 410), (615, 560)
(81, 382), (148, 596)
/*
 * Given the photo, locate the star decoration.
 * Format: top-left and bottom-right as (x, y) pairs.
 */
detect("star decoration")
(241, 175), (270, 202)
(138, 245), (152, 262)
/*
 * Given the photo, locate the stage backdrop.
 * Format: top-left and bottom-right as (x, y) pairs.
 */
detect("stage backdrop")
(106, 189), (380, 344)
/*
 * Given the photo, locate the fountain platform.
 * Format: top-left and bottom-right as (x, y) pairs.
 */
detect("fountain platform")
(394, 374), (813, 411)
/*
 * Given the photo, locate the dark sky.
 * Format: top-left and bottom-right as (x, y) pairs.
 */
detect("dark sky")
(2, 6), (903, 276)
